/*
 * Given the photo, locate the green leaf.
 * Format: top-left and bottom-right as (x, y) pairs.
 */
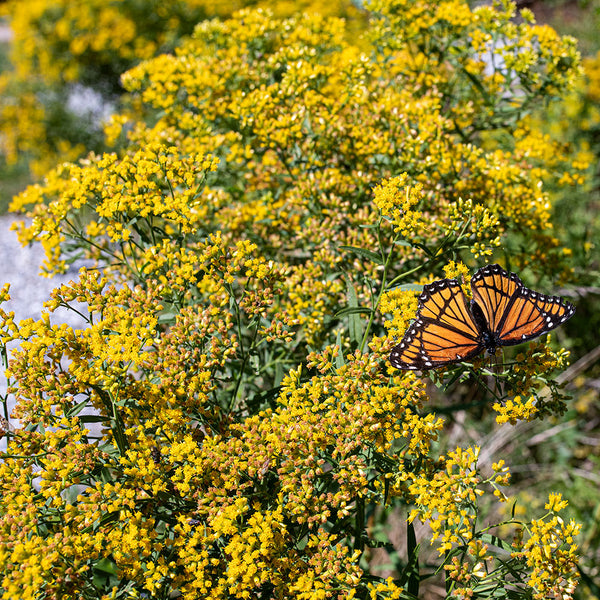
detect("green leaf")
(345, 275), (364, 346)
(157, 310), (178, 324)
(339, 245), (384, 265)
(78, 414), (110, 424)
(388, 283), (424, 293)
(335, 329), (344, 369)
(92, 557), (119, 591)
(93, 558), (118, 576)
(335, 306), (373, 317)
(410, 241), (435, 257)
(396, 521), (420, 596)
(66, 398), (92, 418)
(479, 533), (513, 554)
(247, 386), (283, 412)
(274, 361), (284, 387)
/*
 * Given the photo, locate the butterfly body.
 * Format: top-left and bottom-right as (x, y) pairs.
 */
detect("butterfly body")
(469, 300), (497, 353)
(390, 264), (575, 370)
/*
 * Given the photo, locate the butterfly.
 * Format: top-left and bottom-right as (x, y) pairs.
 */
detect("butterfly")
(389, 264), (575, 370)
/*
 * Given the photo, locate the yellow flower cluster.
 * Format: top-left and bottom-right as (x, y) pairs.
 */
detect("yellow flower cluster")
(513, 494), (581, 600)
(379, 286), (422, 342)
(402, 446), (485, 552)
(493, 395), (539, 425)
(10, 2), (580, 289)
(442, 260), (471, 283)
(445, 199), (501, 259)
(0, 2), (584, 598)
(373, 175), (426, 238)
(0, 0), (365, 176)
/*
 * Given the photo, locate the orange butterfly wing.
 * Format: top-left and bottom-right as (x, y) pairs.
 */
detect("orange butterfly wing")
(389, 279), (485, 370)
(470, 264), (575, 347)
(390, 264), (575, 371)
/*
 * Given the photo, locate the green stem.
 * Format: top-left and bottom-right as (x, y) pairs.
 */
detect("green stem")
(358, 222), (397, 353)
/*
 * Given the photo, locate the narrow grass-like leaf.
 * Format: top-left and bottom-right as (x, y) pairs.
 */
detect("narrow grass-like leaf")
(345, 275), (364, 346)
(335, 306), (372, 317)
(339, 245), (384, 265)
(335, 329), (344, 369)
